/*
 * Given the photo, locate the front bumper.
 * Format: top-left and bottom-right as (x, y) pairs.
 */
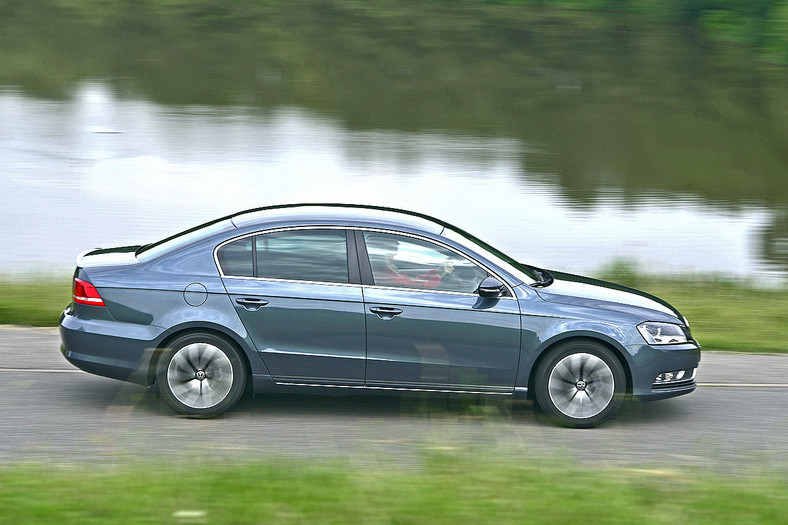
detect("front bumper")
(60, 309), (166, 385)
(626, 342), (701, 400)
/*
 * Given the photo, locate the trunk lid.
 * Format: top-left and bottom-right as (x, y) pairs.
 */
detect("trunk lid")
(76, 245), (142, 268)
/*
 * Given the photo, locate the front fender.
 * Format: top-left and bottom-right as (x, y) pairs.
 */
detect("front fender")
(515, 318), (636, 392)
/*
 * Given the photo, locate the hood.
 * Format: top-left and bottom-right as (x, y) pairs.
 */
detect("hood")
(77, 245), (142, 268)
(534, 270), (683, 322)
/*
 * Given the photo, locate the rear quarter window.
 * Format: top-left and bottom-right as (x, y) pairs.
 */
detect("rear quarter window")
(216, 237), (254, 277)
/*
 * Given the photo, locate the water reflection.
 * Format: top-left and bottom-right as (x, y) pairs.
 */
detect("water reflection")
(0, 83), (783, 282)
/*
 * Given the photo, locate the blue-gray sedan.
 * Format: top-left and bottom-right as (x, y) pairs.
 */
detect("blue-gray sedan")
(60, 204), (700, 427)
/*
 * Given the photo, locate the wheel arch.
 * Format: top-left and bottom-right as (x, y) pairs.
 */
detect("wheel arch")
(526, 333), (633, 398)
(148, 322), (257, 389)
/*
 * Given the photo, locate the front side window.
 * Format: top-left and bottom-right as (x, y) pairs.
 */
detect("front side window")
(217, 229), (349, 284)
(363, 232), (489, 294)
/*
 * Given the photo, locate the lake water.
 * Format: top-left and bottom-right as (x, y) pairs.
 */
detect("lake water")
(1, 83), (783, 282)
(1, 4), (786, 282)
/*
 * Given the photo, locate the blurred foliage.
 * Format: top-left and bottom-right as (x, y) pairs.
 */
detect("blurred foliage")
(0, 279), (70, 326)
(1, 453), (787, 524)
(596, 258), (648, 289)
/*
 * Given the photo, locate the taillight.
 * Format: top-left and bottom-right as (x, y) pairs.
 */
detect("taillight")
(73, 278), (106, 307)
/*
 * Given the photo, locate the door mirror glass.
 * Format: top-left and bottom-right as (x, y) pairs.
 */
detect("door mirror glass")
(477, 276), (505, 297)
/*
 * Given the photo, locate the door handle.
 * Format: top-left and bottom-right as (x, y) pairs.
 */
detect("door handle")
(369, 306), (403, 320)
(235, 297), (269, 311)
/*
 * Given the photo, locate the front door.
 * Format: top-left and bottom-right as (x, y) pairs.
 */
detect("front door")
(359, 231), (521, 392)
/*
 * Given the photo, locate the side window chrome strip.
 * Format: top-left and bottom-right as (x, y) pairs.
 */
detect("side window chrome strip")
(213, 225), (516, 298)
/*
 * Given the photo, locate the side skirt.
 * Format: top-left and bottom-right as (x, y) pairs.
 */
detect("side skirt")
(251, 373), (525, 397)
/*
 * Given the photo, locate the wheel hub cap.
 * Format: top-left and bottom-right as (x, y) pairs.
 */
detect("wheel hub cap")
(547, 352), (615, 419)
(167, 343), (234, 409)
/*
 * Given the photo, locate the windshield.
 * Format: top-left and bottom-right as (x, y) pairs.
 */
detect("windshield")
(441, 227), (539, 284)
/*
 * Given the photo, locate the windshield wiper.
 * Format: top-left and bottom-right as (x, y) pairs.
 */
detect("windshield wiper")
(529, 267), (554, 288)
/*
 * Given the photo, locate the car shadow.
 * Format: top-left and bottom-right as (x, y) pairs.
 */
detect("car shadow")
(232, 390), (521, 421)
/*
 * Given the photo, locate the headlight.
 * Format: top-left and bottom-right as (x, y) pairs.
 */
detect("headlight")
(637, 322), (688, 345)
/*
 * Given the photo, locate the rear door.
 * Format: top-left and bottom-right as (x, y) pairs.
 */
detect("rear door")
(218, 228), (367, 385)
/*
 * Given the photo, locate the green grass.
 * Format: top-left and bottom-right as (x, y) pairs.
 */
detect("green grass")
(0, 454), (785, 524)
(595, 263), (788, 354)
(0, 279), (71, 327)
(635, 279), (788, 354)
(1, 273), (786, 352)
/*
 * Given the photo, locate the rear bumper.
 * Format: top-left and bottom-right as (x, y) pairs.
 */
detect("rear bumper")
(60, 309), (166, 385)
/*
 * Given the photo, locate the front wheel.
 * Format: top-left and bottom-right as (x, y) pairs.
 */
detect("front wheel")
(534, 341), (625, 428)
(156, 333), (247, 417)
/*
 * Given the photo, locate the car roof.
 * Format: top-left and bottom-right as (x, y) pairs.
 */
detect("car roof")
(135, 202), (535, 287)
(137, 204), (451, 260)
(229, 203), (445, 235)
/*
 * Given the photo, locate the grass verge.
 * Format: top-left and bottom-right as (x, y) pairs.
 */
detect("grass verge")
(595, 263), (788, 354)
(1, 454), (786, 524)
(1, 274), (786, 353)
(634, 279), (788, 354)
(0, 279), (71, 327)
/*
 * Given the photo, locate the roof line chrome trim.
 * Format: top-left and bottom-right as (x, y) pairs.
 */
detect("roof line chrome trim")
(214, 225), (516, 299)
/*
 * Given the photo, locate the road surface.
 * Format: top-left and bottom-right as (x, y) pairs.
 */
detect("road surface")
(1, 326), (786, 472)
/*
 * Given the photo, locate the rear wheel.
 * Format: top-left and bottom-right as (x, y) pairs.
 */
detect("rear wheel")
(156, 333), (246, 417)
(534, 340), (625, 428)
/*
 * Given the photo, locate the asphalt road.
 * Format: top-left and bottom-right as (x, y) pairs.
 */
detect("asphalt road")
(1, 326), (787, 472)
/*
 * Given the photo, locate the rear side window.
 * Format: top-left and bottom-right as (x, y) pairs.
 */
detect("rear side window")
(217, 229), (349, 284)
(256, 230), (348, 283)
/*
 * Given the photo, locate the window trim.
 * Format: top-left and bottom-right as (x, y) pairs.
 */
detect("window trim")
(213, 225), (515, 299)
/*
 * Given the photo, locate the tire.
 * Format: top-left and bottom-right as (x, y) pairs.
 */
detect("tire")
(534, 340), (625, 428)
(156, 333), (247, 417)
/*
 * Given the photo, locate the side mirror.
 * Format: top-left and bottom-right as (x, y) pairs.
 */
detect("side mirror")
(477, 276), (505, 298)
